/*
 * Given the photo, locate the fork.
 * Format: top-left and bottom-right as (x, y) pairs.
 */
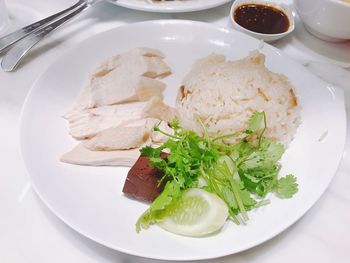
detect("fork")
(1, 0), (106, 72)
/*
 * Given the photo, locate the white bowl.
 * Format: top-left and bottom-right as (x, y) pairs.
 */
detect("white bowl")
(230, 0), (295, 42)
(293, 0), (350, 42)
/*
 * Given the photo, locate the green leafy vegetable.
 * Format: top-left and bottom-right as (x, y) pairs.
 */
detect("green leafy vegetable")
(275, 174), (298, 198)
(136, 180), (181, 232)
(136, 112), (298, 231)
(141, 122), (219, 189)
(246, 111), (265, 133)
(234, 137), (285, 197)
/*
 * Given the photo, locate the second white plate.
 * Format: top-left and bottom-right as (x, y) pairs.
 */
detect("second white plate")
(20, 20), (346, 260)
(111, 0), (232, 13)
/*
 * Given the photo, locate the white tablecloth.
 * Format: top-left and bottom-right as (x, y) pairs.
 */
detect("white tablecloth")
(1, 1), (350, 262)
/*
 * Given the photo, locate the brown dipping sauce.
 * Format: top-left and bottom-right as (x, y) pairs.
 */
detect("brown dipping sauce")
(234, 4), (290, 34)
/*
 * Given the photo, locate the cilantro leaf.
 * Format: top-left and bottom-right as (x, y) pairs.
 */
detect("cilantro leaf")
(241, 138), (284, 170)
(136, 181), (181, 232)
(139, 145), (157, 157)
(247, 111), (264, 133)
(151, 181), (181, 210)
(169, 118), (181, 130)
(275, 174), (298, 198)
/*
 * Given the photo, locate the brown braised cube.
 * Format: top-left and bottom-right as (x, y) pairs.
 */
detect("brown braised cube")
(122, 153), (168, 202)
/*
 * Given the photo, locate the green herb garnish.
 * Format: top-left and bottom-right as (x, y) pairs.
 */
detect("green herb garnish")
(136, 112), (298, 230)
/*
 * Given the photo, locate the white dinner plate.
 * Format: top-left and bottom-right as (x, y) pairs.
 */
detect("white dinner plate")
(20, 20), (346, 260)
(111, 0), (232, 13)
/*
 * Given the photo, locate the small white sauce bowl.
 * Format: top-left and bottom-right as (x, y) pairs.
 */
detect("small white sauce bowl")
(230, 0), (295, 42)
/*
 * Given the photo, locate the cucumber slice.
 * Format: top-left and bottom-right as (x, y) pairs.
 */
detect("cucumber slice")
(158, 188), (228, 237)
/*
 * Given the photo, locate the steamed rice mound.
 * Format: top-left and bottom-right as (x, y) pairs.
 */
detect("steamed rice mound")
(175, 51), (300, 146)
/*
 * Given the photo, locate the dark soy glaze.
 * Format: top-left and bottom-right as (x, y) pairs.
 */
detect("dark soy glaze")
(234, 4), (290, 34)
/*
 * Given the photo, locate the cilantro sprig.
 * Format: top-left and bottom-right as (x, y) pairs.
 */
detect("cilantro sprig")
(275, 174), (299, 199)
(140, 119), (220, 188)
(136, 112), (298, 231)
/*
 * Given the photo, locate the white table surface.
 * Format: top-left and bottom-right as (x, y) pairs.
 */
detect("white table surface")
(1, 0), (350, 262)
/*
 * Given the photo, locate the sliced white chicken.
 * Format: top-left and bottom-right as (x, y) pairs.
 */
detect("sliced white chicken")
(64, 47), (171, 114)
(67, 97), (175, 140)
(65, 75), (165, 114)
(61, 118), (173, 166)
(60, 143), (141, 167)
(84, 126), (149, 151)
(130, 118), (160, 129)
(67, 102), (147, 140)
(94, 49), (170, 79)
(82, 117), (165, 151)
(89, 75), (166, 107)
(93, 47), (166, 78)
(61, 48), (176, 167)
(143, 96), (177, 122)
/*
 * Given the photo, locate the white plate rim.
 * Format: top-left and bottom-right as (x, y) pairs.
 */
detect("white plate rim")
(19, 20), (347, 260)
(111, 0), (232, 13)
